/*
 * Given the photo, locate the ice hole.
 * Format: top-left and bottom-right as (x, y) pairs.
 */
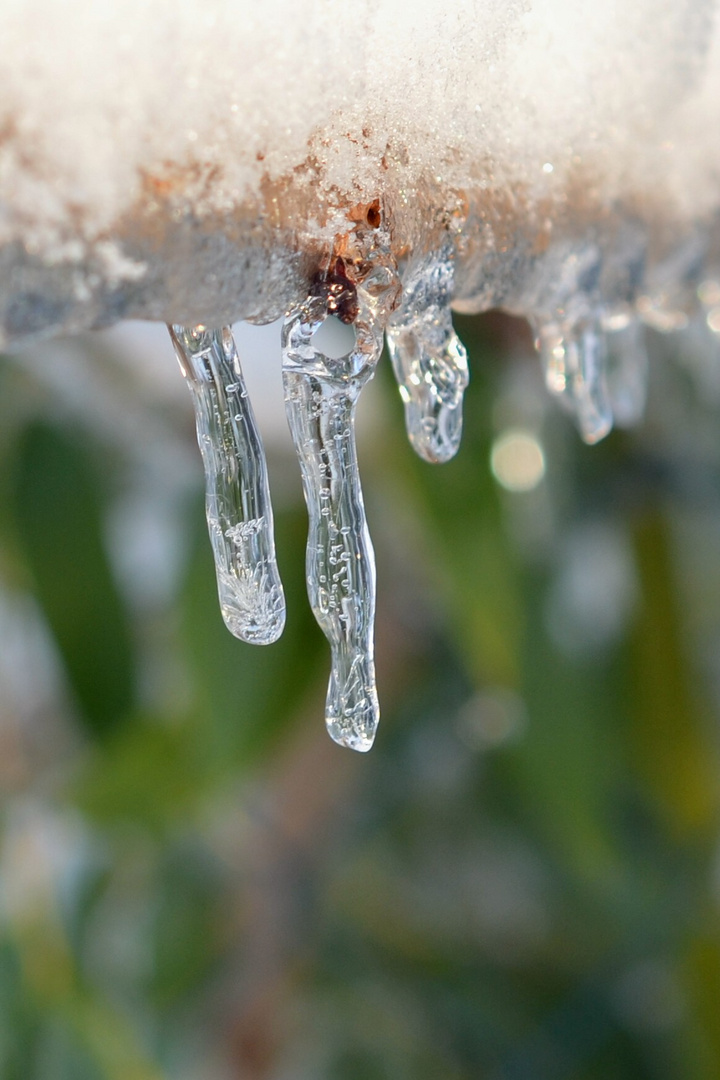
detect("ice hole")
(310, 317), (357, 360)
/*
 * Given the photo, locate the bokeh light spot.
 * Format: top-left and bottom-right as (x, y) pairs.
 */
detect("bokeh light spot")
(490, 429), (546, 492)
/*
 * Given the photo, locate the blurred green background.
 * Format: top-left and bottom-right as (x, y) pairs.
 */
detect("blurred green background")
(1, 310), (720, 1079)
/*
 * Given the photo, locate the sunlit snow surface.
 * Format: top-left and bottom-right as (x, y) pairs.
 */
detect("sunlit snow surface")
(2, 0), (720, 747)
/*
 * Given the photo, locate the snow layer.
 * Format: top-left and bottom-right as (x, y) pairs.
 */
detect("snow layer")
(0, 0), (719, 339)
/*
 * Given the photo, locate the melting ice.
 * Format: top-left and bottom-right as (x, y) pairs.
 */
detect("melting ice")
(167, 201), (720, 751)
(2, 1), (720, 748)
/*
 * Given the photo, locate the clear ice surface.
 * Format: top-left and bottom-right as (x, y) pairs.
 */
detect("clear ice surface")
(282, 254), (397, 752)
(170, 324), (285, 645)
(387, 245), (469, 463)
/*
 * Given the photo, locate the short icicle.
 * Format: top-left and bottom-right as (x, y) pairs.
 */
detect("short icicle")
(282, 252), (397, 751)
(604, 313), (649, 428)
(386, 243), (469, 463)
(535, 316), (613, 445)
(169, 324), (285, 644)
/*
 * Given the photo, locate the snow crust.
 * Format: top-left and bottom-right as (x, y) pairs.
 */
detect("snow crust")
(1, 0), (718, 245)
(0, 0), (719, 340)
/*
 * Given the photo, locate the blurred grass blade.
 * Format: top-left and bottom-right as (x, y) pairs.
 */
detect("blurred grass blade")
(181, 501), (326, 768)
(630, 511), (719, 834)
(378, 317), (523, 688)
(11, 421), (135, 738)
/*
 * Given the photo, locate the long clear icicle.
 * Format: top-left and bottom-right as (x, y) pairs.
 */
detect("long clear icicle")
(282, 258), (394, 751)
(535, 317), (613, 445)
(386, 244), (469, 463)
(170, 324), (285, 644)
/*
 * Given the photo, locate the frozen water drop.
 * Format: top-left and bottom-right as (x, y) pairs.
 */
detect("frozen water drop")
(387, 246), (469, 463)
(535, 317), (613, 445)
(282, 253), (397, 751)
(170, 324), (286, 645)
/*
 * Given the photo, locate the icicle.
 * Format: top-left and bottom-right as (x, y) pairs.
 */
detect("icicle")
(535, 317), (613, 445)
(603, 312), (649, 428)
(386, 245), (469, 463)
(282, 253), (397, 751)
(698, 277), (720, 337)
(170, 324), (285, 645)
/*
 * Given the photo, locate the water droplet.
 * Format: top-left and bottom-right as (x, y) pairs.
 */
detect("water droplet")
(169, 324), (285, 644)
(282, 249), (399, 751)
(387, 247), (469, 463)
